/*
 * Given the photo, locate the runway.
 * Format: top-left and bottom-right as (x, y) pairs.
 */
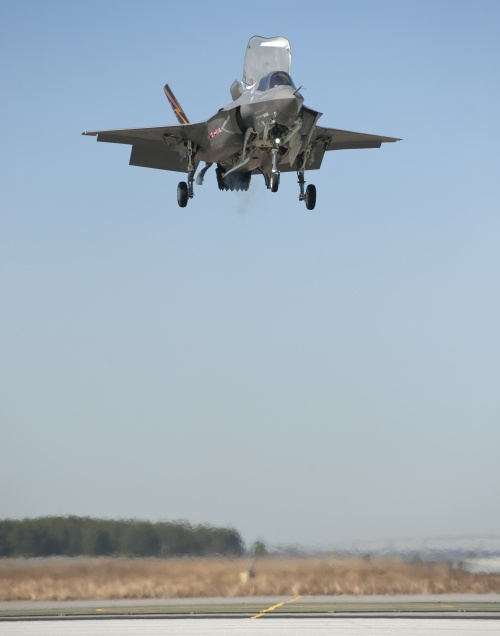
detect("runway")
(1, 595), (499, 635)
(1, 617), (500, 635)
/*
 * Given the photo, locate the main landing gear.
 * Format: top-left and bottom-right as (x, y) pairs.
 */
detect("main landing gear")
(297, 152), (316, 210)
(177, 181), (188, 207)
(177, 141), (195, 208)
(299, 176), (316, 211)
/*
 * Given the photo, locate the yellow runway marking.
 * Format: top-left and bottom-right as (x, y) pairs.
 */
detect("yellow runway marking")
(250, 595), (302, 619)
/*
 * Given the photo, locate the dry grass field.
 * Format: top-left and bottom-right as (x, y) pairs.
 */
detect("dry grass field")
(1, 557), (499, 601)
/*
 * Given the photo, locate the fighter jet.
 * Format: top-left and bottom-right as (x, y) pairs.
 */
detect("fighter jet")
(83, 36), (400, 210)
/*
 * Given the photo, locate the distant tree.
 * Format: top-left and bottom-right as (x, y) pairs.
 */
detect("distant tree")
(251, 540), (268, 557)
(0, 517), (245, 558)
(119, 522), (161, 557)
(0, 520), (14, 556)
(92, 530), (114, 556)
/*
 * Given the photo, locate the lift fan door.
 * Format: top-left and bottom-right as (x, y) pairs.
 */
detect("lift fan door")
(242, 36), (291, 86)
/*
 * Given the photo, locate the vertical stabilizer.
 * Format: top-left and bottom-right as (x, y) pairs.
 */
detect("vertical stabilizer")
(163, 84), (189, 124)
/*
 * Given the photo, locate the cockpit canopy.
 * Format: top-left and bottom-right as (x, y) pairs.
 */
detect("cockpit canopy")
(257, 71), (296, 91)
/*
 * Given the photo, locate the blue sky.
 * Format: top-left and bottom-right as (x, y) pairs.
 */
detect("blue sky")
(1, 0), (499, 548)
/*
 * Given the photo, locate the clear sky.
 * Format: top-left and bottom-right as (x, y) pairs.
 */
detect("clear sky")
(1, 0), (499, 549)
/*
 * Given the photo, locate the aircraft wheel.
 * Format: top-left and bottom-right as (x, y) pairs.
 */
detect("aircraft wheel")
(270, 173), (280, 193)
(305, 184), (316, 210)
(177, 182), (188, 207)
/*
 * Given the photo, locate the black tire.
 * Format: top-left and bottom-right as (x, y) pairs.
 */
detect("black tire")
(270, 173), (280, 193)
(305, 184), (316, 210)
(177, 182), (188, 207)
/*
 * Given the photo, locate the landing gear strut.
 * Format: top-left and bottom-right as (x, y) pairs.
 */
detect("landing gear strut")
(177, 141), (195, 207)
(297, 150), (316, 210)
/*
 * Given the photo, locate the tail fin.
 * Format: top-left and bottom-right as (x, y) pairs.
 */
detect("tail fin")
(163, 84), (189, 125)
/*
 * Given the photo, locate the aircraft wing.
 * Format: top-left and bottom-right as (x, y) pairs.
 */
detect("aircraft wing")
(82, 122), (208, 172)
(315, 126), (401, 151)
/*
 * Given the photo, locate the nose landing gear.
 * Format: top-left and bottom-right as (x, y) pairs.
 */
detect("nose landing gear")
(270, 144), (280, 192)
(270, 172), (280, 192)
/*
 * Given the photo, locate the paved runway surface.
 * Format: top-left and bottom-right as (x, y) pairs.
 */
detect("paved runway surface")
(2, 596), (499, 635)
(3, 593), (500, 614)
(1, 617), (500, 635)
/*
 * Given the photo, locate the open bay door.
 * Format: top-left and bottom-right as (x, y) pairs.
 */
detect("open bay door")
(242, 36), (291, 86)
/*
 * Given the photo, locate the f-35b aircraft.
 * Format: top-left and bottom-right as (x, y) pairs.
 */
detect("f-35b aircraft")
(83, 36), (400, 210)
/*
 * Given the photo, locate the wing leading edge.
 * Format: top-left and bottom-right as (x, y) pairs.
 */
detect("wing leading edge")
(82, 122), (208, 172)
(82, 122), (208, 148)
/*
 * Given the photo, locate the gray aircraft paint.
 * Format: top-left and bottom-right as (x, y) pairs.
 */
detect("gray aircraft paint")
(83, 36), (400, 208)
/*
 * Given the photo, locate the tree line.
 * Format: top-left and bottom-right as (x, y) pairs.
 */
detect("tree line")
(0, 517), (244, 558)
